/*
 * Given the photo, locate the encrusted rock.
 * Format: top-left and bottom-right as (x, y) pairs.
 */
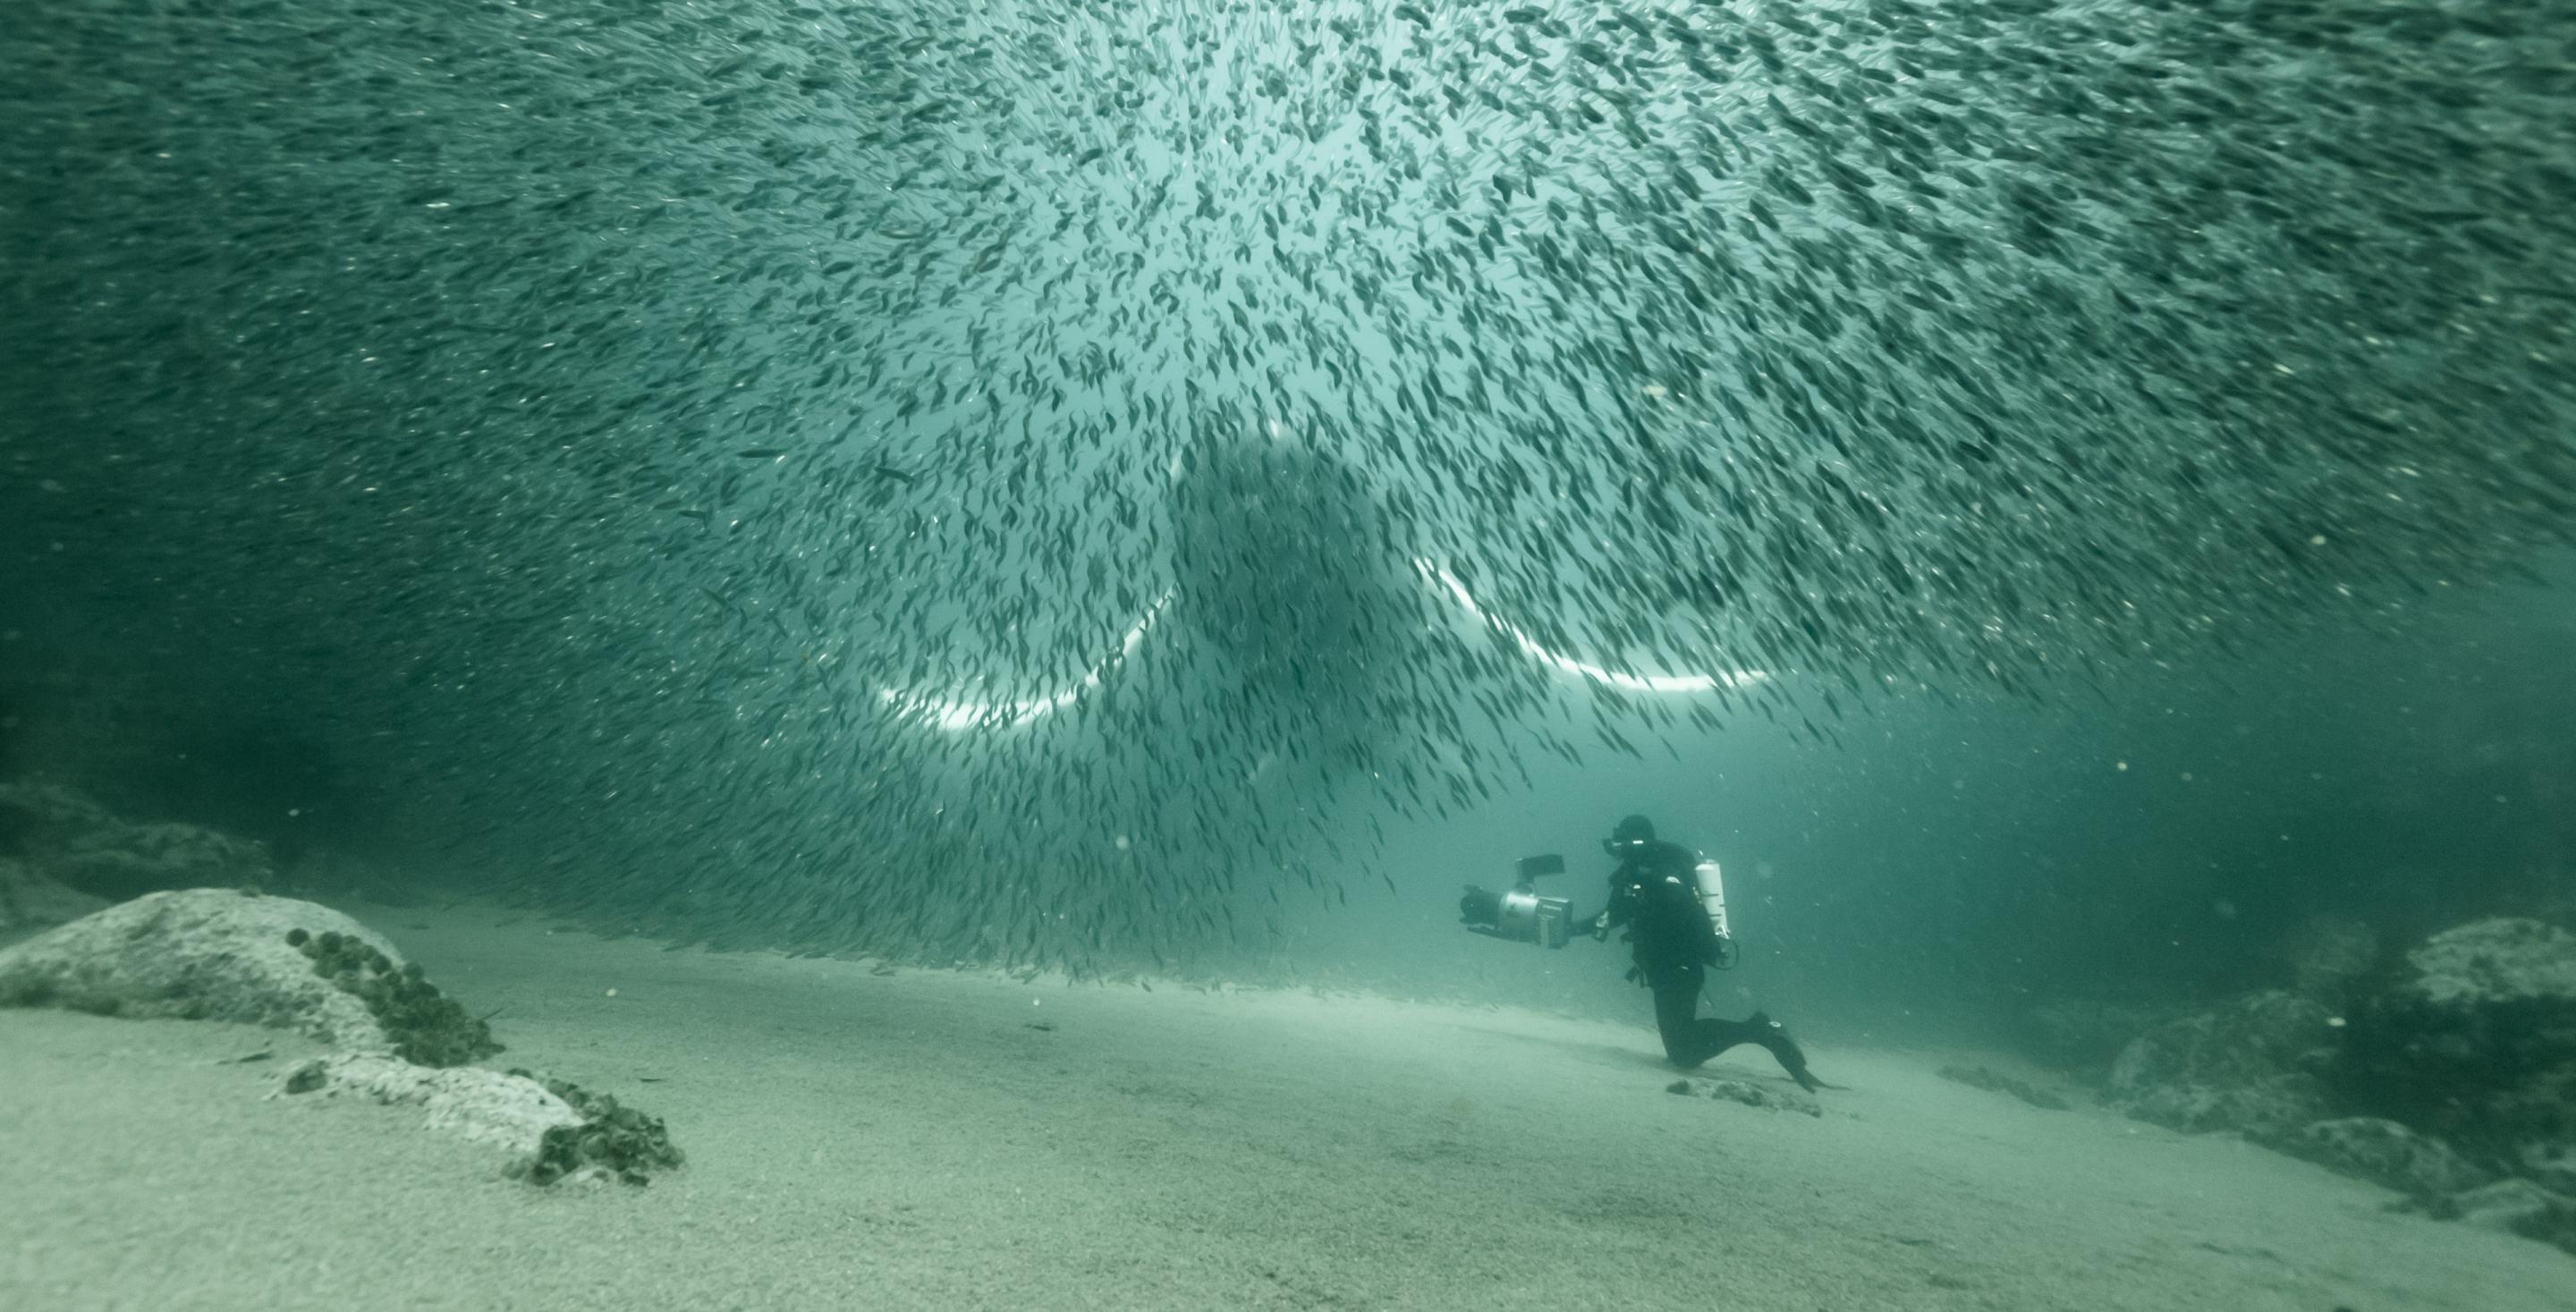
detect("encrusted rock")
(2108, 990), (2340, 1138)
(1692, 1076), (1823, 1117)
(53, 822), (275, 901)
(0, 855), (108, 933)
(1939, 1063), (2072, 1111)
(2520, 1141), (2576, 1196)
(289, 925), (499, 1067)
(2407, 1178), (2576, 1257)
(2273, 1117), (2492, 1197)
(2402, 918), (2576, 1010)
(276, 1053), (580, 1155)
(2279, 914), (2380, 1005)
(0, 888), (394, 1049)
(0, 782), (119, 851)
(0, 782), (274, 901)
(1, 878), (672, 1188)
(2338, 918), (2576, 1163)
(506, 1070), (686, 1186)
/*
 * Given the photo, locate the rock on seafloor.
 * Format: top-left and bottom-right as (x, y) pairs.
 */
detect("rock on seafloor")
(1678, 1076), (1824, 1118)
(275, 1053), (582, 1157)
(0, 781), (275, 901)
(2096, 918), (2576, 1257)
(2401, 918), (2576, 1009)
(2277, 914), (2383, 1008)
(0, 884), (676, 1184)
(2272, 1117), (2494, 1198)
(2399, 1178), (2576, 1256)
(0, 855), (109, 934)
(2106, 990), (2341, 1138)
(1936, 1063), (2072, 1112)
(2340, 918), (2576, 1164)
(0, 887), (397, 1049)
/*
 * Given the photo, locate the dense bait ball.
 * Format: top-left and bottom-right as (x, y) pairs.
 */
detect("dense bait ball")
(4, 0), (2569, 972)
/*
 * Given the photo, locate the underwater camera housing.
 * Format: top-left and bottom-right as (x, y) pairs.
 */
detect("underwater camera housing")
(1459, 853), (1575, 948)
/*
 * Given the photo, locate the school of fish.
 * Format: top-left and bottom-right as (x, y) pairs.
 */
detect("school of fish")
(3, 0), (2571, 974)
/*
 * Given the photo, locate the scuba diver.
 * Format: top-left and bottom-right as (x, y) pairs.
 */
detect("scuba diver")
(1572, 814), (1824, 1092)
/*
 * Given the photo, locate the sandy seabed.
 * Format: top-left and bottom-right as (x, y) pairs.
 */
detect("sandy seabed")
(1, 900), (2566, 1312)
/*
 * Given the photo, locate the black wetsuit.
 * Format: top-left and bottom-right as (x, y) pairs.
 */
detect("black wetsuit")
(1582, 839), (1819, 1091)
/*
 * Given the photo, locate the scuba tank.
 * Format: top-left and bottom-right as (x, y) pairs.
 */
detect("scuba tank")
(1693, 855), (1738, 969)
